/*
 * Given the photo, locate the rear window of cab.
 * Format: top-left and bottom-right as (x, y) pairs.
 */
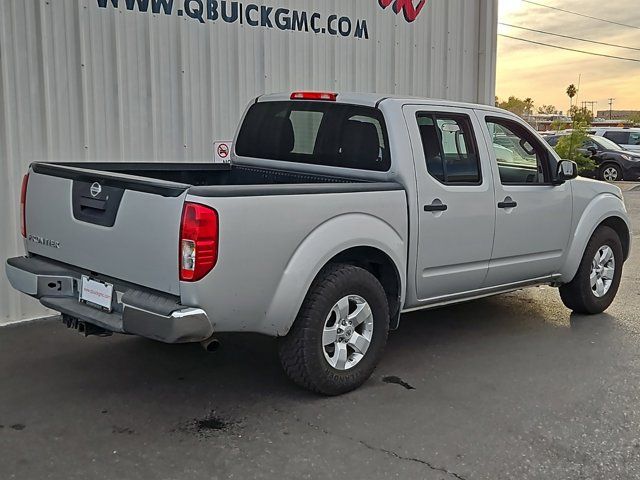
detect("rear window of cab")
(235, 101), (391, 172)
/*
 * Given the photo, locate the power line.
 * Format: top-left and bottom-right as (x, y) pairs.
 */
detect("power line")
(499, 23), (640, 52)
(498, 34), (640, 63)
(520, 0), (640, 30)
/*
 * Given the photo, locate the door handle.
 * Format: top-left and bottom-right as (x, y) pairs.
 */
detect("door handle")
(424, 201), (448, 212)
(497, 198), (518, 209)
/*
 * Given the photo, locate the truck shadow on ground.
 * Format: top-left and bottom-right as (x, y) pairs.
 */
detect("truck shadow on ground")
(6, 289), (618, 405)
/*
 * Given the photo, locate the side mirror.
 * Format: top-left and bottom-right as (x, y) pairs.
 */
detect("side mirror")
(587, 146), (598, 156)
(555, 160), (578, 184)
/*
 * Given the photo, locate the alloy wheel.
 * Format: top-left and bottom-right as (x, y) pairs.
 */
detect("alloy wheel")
(603, 167), (619, 182)
(322, 295), (374, 370)
(590, 245), (615, 298)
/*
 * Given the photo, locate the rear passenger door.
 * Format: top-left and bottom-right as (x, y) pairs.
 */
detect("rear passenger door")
(477, 113), (573, 286)
(403, 106), (496, 301)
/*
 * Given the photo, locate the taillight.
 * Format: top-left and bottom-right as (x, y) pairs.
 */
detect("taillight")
(290, 91), (338, 101)
(179, 202), (219, 282)
(20, 173), (29, 238)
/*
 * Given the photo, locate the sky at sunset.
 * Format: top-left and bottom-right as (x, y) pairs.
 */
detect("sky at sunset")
(497, 0), (640, 113)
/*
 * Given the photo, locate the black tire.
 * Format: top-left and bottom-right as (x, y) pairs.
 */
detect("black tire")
(599, 163), (623, 182)
(278, 263), (390, 396)
(559, 226), (623, 314)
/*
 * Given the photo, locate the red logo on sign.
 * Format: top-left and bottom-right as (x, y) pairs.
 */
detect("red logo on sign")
(217, 143), (229, 158)
(379, 0), (427, 23)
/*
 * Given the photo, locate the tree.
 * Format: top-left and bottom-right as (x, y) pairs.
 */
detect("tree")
(553, 122), (596, 174)
(524, 97), (534, 116)
(569, 105), (594, 124)
(566, 84), (578, 107)
(550, 119), (568, 132)
(496, 96), (530, 117)
(537, 105), (558, 115)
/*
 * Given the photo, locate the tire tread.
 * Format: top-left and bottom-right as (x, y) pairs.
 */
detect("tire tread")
(279, 263), (389, 395)
(559, 225), (623, 314)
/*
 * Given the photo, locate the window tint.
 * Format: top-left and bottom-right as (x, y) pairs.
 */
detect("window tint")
(236, 101), (390, 171)
(416, 113), (481, 184)
(604, 131), (630, 145)
(486, 118), (549, 185)
(629, 132), (640, 145)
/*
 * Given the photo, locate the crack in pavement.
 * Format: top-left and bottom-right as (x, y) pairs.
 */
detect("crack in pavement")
(304, 420), (467, 480)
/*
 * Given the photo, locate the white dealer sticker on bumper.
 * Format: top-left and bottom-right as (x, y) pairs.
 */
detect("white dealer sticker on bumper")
(80, 276), (114, 312)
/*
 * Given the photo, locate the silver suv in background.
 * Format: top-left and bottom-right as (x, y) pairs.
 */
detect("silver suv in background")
(6, 92), (632, 395)
(590, 128), (640, 153)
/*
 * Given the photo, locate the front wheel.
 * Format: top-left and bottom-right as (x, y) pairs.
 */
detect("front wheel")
(599, 163), (623, 182)
(559, 226), (623, 314)
(278, 263), (389, 395)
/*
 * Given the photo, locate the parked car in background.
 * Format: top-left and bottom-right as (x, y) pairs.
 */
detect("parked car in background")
(590, 128), (640, 153)
(545, 134), (640, 182)
(6, 93), (632, 395)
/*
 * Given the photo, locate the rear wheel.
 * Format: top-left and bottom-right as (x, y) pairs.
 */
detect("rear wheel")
(278, 263), (389, 395)
(599, 163), (623, 182)
(559, 226), (623, 314)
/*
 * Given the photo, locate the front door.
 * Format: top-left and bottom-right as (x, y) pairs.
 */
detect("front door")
(477, 113), (573, 286)
(403, 106), (496, 302)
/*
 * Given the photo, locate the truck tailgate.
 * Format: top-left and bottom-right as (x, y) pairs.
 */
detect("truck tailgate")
(24, 164), (189, 295)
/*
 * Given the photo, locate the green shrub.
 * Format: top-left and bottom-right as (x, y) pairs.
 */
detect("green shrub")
(553, 123), (596, 174)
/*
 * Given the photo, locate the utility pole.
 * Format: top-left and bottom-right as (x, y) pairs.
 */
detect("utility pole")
(584, 101), (597, 116)
(608, 98), (615, 120)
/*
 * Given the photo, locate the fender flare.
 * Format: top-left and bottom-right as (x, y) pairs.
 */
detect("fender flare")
(263, 213), (407, 336)
(559, 193), (631, 282)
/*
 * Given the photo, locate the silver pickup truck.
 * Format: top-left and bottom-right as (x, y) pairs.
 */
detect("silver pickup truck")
(6, 92), (632, 395)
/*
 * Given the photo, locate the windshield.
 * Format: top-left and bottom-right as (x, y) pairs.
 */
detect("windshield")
(593, 136), (624, 151)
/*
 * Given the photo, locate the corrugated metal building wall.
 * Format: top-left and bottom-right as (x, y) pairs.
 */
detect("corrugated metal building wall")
(0, 0), (498, 324)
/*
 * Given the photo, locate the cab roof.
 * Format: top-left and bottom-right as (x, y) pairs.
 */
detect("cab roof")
(257, 91), (507, 114)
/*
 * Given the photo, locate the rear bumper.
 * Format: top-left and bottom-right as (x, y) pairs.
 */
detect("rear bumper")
(5, 256), (213, 344)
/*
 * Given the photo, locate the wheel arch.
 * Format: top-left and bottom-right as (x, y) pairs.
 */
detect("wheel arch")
(328, 246), (403, 330)
(559, 194), (631, 282)
(264, 213), (407, 337)
(600, 216), (631, 260)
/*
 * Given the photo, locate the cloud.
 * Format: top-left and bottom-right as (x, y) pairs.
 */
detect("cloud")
(497, 0), (640, 111)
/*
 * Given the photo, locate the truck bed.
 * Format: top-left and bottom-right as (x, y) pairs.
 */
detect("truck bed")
(33, 161), (369, 190)
(23, 161), (404, 298)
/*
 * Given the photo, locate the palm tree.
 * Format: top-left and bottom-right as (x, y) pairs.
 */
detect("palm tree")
(524, 97), (534, 116)
(566, 84), (578, 108)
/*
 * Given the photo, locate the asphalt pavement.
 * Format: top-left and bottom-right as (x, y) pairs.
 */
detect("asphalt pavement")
(2, 186), (640, 480)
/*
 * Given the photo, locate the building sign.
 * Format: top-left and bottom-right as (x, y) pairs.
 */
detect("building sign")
(97, 0), (370, 39)
(96, 0), (430, 38)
